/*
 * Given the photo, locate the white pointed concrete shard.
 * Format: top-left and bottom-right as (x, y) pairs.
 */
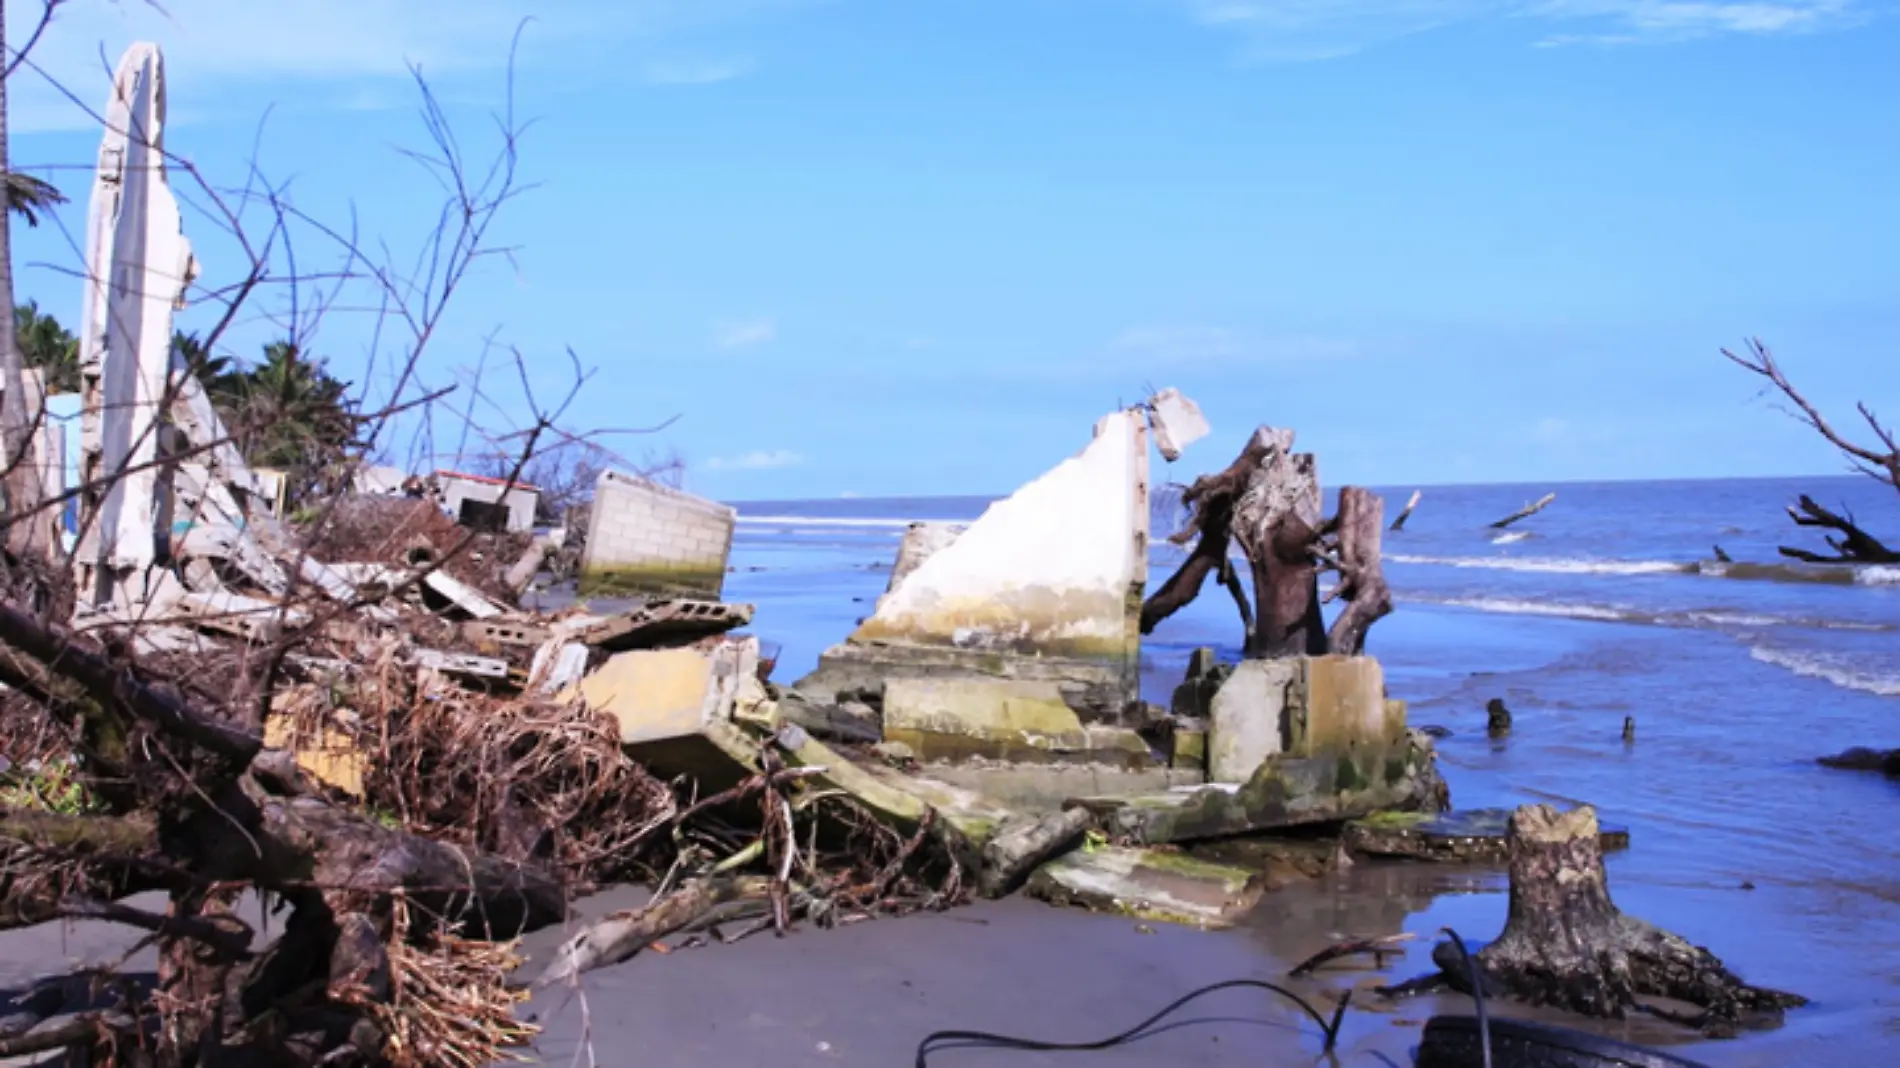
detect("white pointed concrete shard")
(798, 408), (1151, 723)
(1148, 387), (1209, 462)
(75, 43), (199, 604)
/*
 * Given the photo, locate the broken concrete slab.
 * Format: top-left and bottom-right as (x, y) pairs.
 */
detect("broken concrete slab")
(915, 762), (1205, 813)
(566, 637), (764, 785)
(797, 408), (1151, 726)
(1076, 728), (1447, 845)
(1344, 807), (1631, 864)
(421, 570), (504, 619)
(171, 589), (306, 642)
(410, 648), (511, 681)
(1148, 387), (1210, 462)
(881, 522), (963, 608)
(579, 470), (736, 598)
(460, 617), (556, 650)
(1209, 658), (1299, 783)
(880, 677), (1155, 767)
(528, 640), (591, 695)
(1026, 845), (1264, 929)
(575, 598), (755, 652)
(977, 807), (1094, 898)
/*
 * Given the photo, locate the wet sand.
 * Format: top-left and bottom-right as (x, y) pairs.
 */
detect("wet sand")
(512, 863), (1861, 1068)
(0, 860), (1875, 1067)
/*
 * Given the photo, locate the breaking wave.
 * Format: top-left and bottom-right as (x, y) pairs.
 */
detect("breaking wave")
(1389, 554), (1898, 588)
(1748, 646), (1900, 697)
(1418, 596), (1891, 634)
(735, 515), (965, 529)
(1387, 554), (1692, 576)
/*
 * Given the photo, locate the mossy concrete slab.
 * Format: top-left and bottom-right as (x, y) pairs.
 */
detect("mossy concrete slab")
(1074, 730), (1449, 845)
(1344, 807), (1631, 863)
(1026, 845), (1265, 929)
(881, 677), (1154, 766)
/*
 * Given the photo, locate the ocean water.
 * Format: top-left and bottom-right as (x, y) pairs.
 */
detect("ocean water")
(722, 475), (1900, 1063)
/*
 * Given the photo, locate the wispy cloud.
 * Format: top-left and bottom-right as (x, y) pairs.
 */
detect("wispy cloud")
(1112, 326), (1358, 364)
(643, 57), (755, 85)
(1181, 0), (1867, 60)
(706, 449), (802, 471)
(3, 0), (811, 131)
(714, 319), (778, 349)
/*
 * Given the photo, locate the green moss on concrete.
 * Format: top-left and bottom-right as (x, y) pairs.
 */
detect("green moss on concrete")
(1352, 809), (1432, 831)
(578, 564), (726, 598)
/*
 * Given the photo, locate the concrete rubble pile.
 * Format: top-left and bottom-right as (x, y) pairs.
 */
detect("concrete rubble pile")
(0, 38), (1542, 1068)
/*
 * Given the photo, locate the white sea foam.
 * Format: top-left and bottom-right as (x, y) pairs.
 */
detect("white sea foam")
(1859, 566), (1900, 587)
(1387, 554), (1691, 576)
(1749, 646), (1900, 698)
(735, 515), (966, 529)
(1434, 596), (1633, 623)
(1420, 597), (1889, 634)
(1490, 531), (1531, 545)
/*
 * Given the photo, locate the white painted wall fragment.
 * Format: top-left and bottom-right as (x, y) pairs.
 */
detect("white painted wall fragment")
(76, 43), (198, 600)
(851, 409), (1149, 661)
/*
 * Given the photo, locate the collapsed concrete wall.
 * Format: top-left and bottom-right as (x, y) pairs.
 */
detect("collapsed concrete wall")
(579, 470), (736, 598)
(798, 409), (1150, 724)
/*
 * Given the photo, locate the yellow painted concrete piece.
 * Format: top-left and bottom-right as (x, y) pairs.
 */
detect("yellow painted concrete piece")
(1301, 655), (1396, 755)
(568, 646), (718, 744)
(263, 716), (364, 797)
(883, 677), (1084, 740)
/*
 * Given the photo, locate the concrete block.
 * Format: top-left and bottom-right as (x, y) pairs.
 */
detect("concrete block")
(566, 637), (758, 783)
(1303, 655), (1397, 753)
(580, 469), (736, 598)
(1208, 658), (1297, 783)
(1025, 845), (1264, 929)
(881, 677), (1153, 767)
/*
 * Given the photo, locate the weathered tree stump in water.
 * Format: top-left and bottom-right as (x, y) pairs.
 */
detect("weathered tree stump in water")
(1451, 804), (1804, 1035)
(1325, 487), (1391, 656)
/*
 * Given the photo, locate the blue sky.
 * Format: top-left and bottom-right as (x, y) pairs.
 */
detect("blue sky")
(8, 0), (1898, 500)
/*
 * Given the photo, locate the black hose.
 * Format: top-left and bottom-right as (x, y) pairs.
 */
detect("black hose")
(912, 977), (1348, 1067)
(1439, 927), (1492, 1068)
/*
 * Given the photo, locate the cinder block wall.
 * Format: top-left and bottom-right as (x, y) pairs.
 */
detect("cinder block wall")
(580, 470), (735, 597)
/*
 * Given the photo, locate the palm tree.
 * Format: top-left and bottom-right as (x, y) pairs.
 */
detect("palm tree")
(3, 171), (64, 228)
(15, 300), (78, 394)
(0, 2), (53, 559)
(193, 339), (360, 505)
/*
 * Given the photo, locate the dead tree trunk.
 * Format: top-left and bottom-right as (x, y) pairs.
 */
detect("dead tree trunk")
(1232, 432), (1326, 658)
(1778, 495), (1898, 564)
(1141, 427), (1385, 658)
(1454, 805), (1804, 1033)
(1326, 487), (1391, 656)
(1139, 430), (1272, 635)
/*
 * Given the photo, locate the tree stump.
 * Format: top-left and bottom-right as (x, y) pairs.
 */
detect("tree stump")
(1229, 431), (1326, 658)
(1459, 804), (1804, 1034)
(1326, 486), (1391, 655)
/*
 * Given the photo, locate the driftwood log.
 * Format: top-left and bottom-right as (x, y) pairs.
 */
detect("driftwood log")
(1430, 804), (1804, 1035)
(1777, 495), (1897, 564)
(1388, 489), (1421, 532)
(1488, 492), (1556, 531)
